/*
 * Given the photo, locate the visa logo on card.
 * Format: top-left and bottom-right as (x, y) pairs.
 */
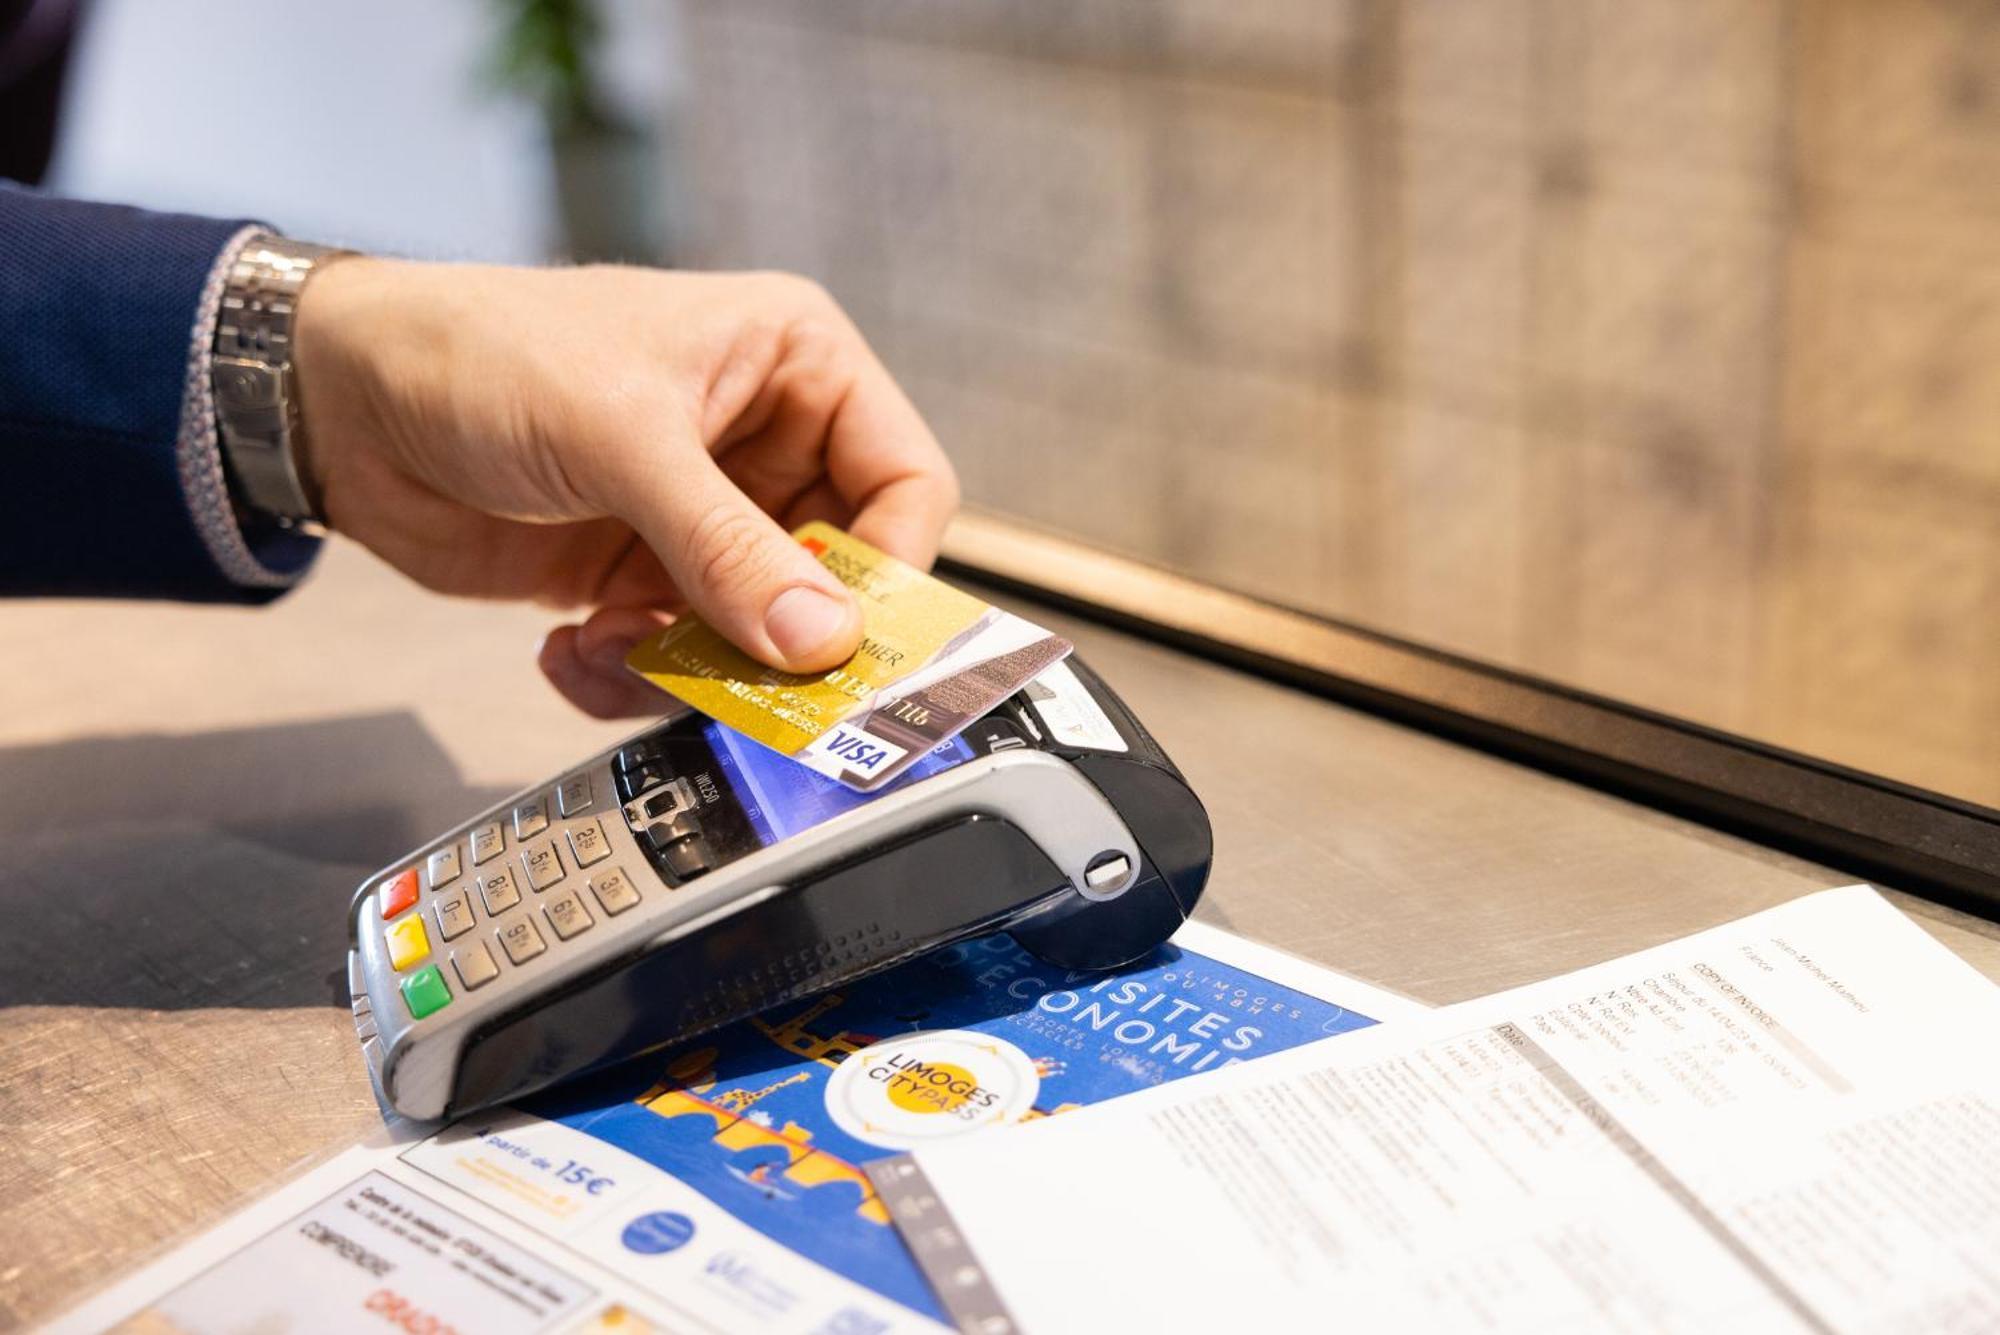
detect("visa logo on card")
(800, 726), (910, 777)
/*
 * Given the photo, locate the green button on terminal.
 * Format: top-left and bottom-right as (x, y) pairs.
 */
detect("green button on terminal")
(400, 964), (453, 1019)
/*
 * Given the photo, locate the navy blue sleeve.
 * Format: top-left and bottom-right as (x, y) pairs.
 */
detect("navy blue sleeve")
(0, 182), (321, 601)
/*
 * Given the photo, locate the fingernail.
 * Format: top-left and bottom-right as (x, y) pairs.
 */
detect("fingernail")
(764, 585), (854, 663)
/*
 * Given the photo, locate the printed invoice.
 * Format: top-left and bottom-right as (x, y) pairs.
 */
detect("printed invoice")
(876, 886), (2000, 1333)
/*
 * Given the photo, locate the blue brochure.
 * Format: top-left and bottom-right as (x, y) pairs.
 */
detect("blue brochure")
(519, 928), (1385, 1322)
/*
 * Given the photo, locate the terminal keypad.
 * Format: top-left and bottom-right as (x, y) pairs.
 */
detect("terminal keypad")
(371, 744), (673, 1026)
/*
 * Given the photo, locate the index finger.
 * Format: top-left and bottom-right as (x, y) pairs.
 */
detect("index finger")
(822, 354), (960, 568)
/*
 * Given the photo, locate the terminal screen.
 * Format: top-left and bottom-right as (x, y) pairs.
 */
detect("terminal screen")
(703, 721), (977, 847)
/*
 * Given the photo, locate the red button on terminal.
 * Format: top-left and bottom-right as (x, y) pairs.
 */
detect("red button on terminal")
(379, 869), (420, 919)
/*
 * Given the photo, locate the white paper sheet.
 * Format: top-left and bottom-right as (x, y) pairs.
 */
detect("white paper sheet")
(47, 922), (1422, 1334)
(877, 886), (2000, 1334)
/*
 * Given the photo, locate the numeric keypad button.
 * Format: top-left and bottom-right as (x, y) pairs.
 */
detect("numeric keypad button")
(567, 818), (611, 867)
(470, 822), (505, 865)
(498, 917), (546, 965)
(453, 942), (500, 991)
(521, 842), (565, 891)
(544, 889), (594, 940)
(589, 867), (642, 916)
(557, 773), (593, 816)
(513, 797), (549, 840)
(434, 889), (476, 941)
(478, 867), (522, 916)
(426, 844), (462, 887)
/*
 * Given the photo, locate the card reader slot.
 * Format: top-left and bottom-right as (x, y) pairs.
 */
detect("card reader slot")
(444, 813), (1069, 1116)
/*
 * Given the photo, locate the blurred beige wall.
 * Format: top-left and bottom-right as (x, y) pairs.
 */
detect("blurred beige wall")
(672, 0), (2000, 807)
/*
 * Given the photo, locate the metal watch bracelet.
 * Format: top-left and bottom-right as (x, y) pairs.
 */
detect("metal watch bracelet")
(212, 234), (353, 526)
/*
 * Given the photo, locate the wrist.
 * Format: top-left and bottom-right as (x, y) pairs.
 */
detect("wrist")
(292, 252), (403, 375)
(292, 255), (418, 528)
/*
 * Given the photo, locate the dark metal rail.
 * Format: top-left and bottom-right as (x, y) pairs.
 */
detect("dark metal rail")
(941, 511), (2000, 920)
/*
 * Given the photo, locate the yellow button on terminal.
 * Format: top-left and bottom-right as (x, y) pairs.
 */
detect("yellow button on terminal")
(386, 914), (431, 972)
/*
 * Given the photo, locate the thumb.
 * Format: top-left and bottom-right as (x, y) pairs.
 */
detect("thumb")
(622, 451), (862, 673)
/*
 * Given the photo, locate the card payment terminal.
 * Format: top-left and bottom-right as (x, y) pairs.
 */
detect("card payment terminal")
(347, 657), (1212, 1120)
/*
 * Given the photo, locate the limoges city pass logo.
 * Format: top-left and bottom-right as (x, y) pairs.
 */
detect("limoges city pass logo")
(823, 1029), (1041, 1151)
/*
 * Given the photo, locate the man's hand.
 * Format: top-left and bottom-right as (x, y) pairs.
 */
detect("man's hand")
(292, 261), (958, 718)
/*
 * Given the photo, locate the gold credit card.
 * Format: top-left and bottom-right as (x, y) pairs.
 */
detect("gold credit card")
(624, 522), (1071, 789)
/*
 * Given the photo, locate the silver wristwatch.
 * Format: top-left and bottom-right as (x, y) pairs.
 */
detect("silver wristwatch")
(213, 234), (352, 525)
